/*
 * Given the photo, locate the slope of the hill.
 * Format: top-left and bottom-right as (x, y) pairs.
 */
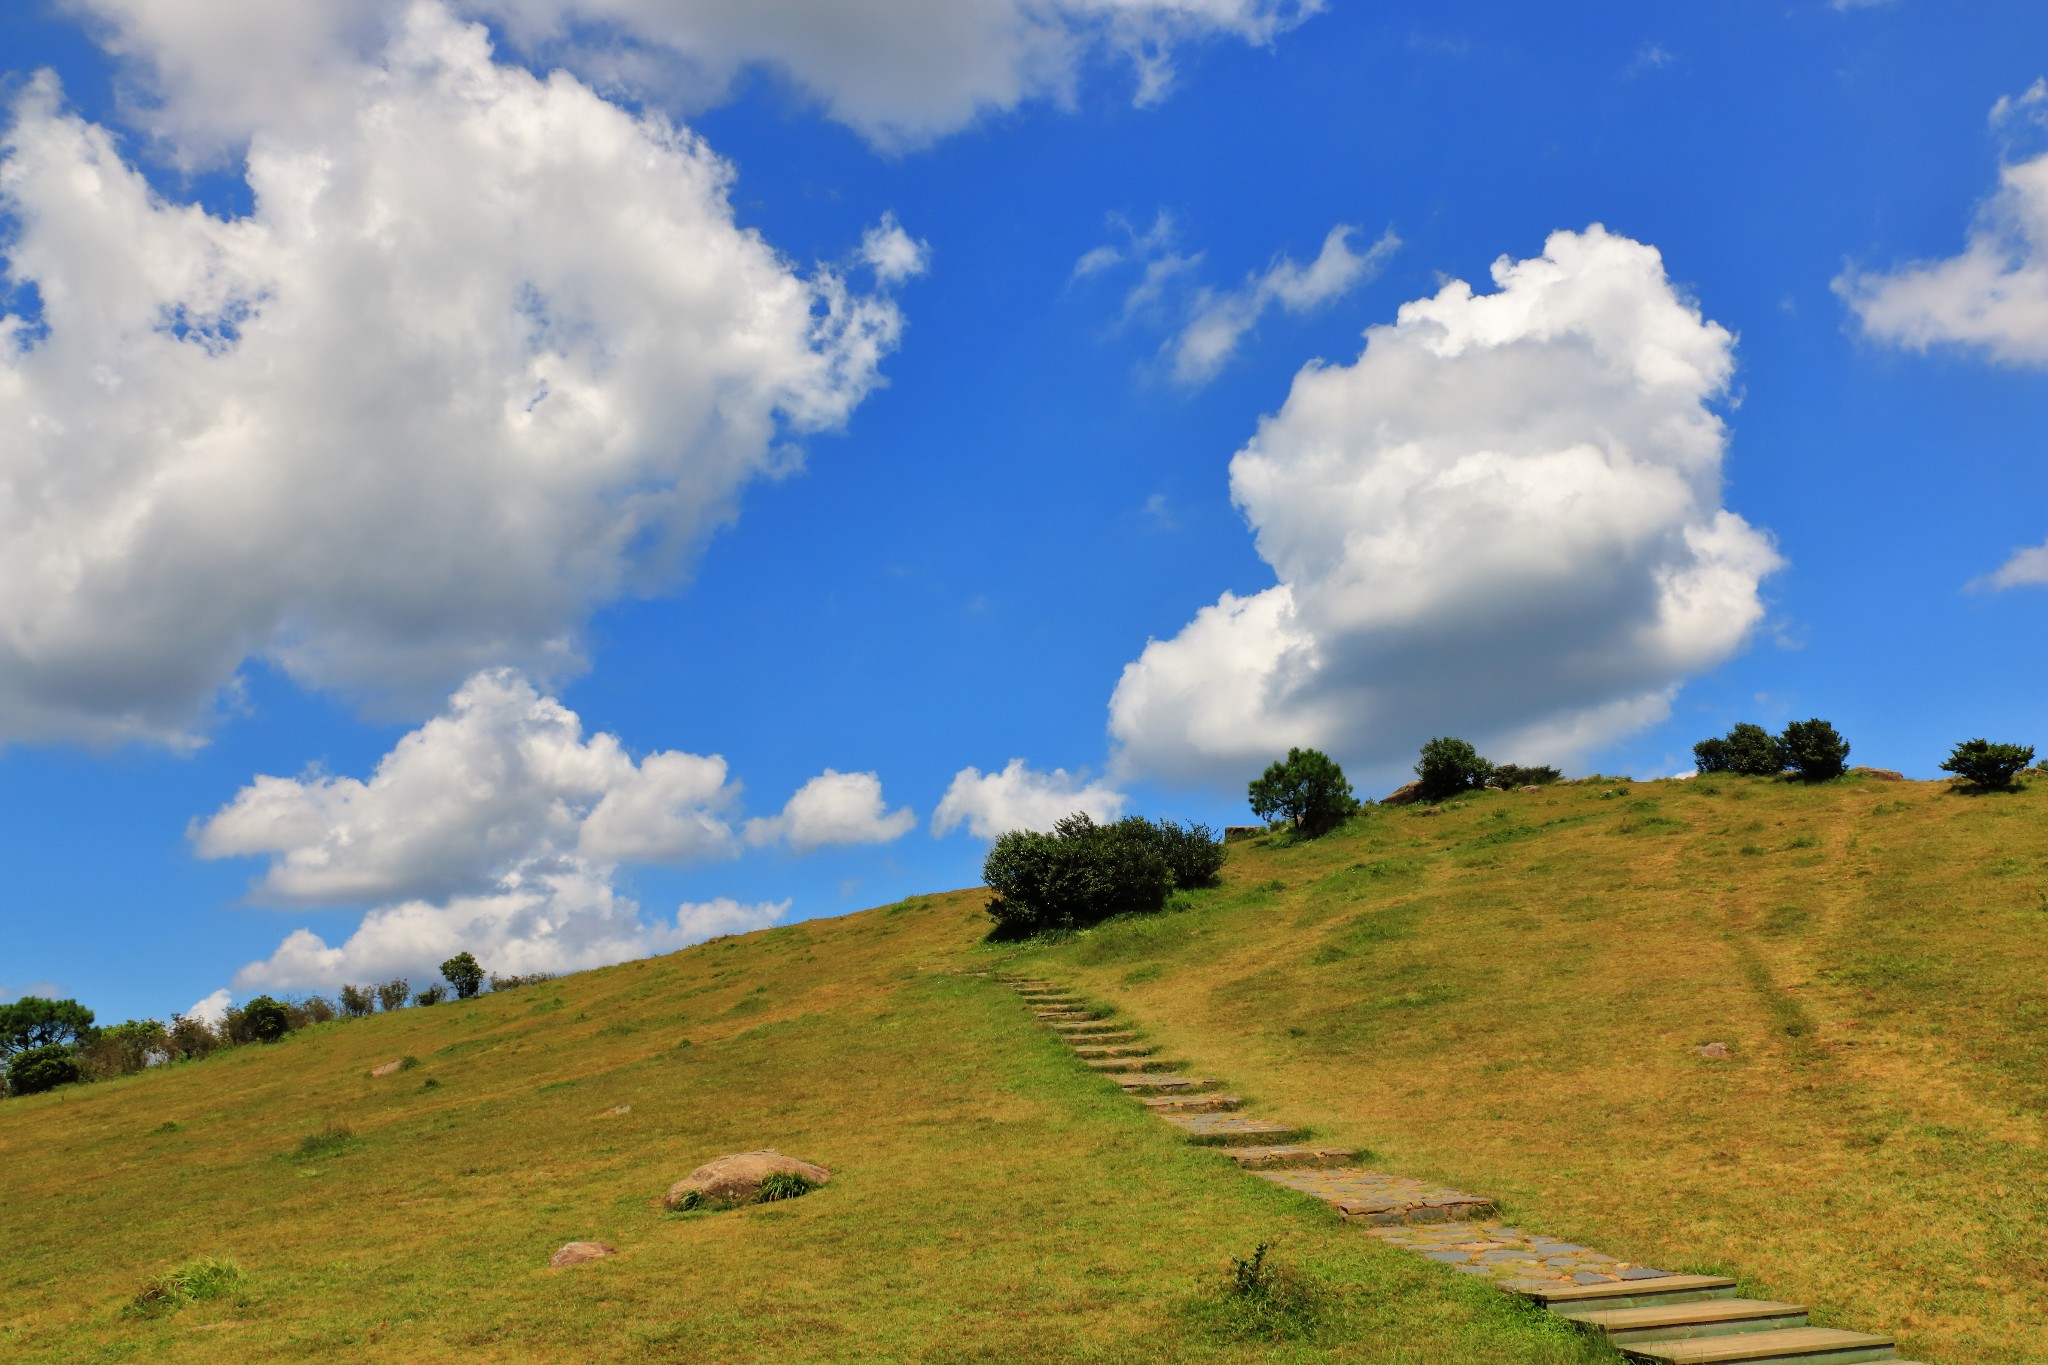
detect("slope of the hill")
(1002, 773), (2048, 1365)
(0, 888), (1609, 1363)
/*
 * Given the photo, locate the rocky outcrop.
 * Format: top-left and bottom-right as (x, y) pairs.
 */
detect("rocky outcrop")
(663, 1150), (831, 1210)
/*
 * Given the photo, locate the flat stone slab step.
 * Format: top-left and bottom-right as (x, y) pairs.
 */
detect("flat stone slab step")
(1258, 1168), (1496, 1224)
(1161, 1113), (1308, 1145)
(1114, 1073), (1221, 1093)
(1576, 1300), (1810, 1346)
(1141, 1093), (1244, 1114)
(1050, 1020), (1124, 1035)
(1366, 1223), (1679, 1287)
(1034, 1009), (1095, 1019)
(1518, 1274), (1740, 1310)
(1619, 1327), (1896, 1364)
(1086, 1056), (1185, 1074)
(1072, 1043), (1154, 1058)
(1223, 1144), (1357, 1169)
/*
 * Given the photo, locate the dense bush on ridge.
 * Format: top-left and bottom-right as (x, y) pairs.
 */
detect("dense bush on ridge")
(1941, 739), (2035, 790)
(1413, 737), (1493, 802)
(983, 813), (1224, 939)
(1693, 718), (1851, 782)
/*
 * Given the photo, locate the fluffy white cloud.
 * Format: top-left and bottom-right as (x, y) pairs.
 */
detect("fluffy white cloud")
(931, 758), (1128, 838)
(193, 670), (738, 904)
(78, 0), (1321, 155)
(1974, 541), (2048, 591)
(744, 769), (916, 851)
(1172, 226), (1399, 383)
(1110, 225), (1782, 785)
(0, 3), (900, 746)
(231, 865), (789, 991)
(1838, 83), (2048, 364)
(184, 988), (233, 1025)
(198, 668), (798, 989)
(860, 213), (931, 283)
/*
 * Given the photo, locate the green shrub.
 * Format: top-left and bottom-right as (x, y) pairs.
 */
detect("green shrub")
(6, 1044), (84, 1096)
(127, 1256), (244, 1316)
(290, 1124), (353, 1160)
(1200, 1243), (1328, 1342)
(984, 813), (1177, 939)
(1247, 748), (1358, 837)
(241, 996), (291, 1043)
(413, 983), (447, 1007)
(1138, 817), (1226, 888)
(1778, 718), (1850, 783)
(488, 972), (557, 992)
(1415, 736), (1492, 802)
(1941, 738), (2035, 790)
(440, 951), (486, 1000)
(338, 984), (375, 1018)
(1487, 763), (1561, 789)
(374, 978), (411, 1012)
(755, 1171), (817, 1202)
(1694, 722), (1782, 776)
(79, 1019), (169, 1078)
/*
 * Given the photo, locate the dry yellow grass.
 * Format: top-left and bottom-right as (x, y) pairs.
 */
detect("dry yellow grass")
(1009, 773), (2048, 1364)
(0, 888), (1612, 1363)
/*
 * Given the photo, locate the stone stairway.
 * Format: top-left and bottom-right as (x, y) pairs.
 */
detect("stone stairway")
(996, 977), (1931, 1365)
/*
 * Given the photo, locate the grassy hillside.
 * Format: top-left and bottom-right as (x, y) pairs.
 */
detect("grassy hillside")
(5, 772), (2043, 1362)
(1005, 772), (2048, 1365)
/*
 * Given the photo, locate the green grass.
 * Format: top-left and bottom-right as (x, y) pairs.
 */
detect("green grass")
(0, 887), (1612, 1364)
(999, 773), (2048, 1365)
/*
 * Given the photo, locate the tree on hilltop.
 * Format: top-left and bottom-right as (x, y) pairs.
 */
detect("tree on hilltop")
(1778, 718), (1850, 783)
(1414, 737), (1493, 802)
(440, 952), (486, 1000)
(1941, 738), (2034, 790)
(0, 997), (96, 1058)
(1248, 748), (1358, 837)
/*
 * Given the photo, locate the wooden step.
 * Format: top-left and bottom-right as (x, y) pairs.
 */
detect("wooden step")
(1160, 1113), (1308, 1146)
(1573, 1300), (1809, 1346)
(1222, 1144), (1357, 1169)
(1140, 1093), (1243, 1113)
(1115, 1073), (1220, 1093)
(1621, 1327), (1896, 1364)
(1516, 1275), (1740, 1311)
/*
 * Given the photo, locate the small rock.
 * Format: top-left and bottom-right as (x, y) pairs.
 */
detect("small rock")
(369, 1060), (404, 1078)
(1851, 766), (1904, 781)
(600, 1105), (631, 1117)
(1520, 784), (1542, 793)
(1696, 1041), (1730, 1059)
(663, 1150), (832, 1210)
(1223, 825), (1263, 842)
(549, 1241), (616, 1268)
(1381, 780), (1425, 806)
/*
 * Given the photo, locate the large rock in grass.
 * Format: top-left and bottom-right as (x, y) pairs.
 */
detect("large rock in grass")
(550, 1241), (616, 1268)
(1851, 767), (1905, 781)
(664, 1150), (831, 1210)
(1381, 780), (1424, 806)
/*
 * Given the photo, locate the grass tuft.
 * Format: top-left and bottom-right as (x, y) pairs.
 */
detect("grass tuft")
(125, 1256), (244, 1317)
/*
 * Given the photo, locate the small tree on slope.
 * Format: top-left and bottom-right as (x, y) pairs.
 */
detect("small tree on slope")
(1248, 748), (1358, 837)
(1941, 739), (2035, 790)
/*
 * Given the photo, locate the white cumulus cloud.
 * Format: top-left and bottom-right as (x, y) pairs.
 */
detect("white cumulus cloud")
(860, 213), (931, 283)
(77, 0), (1322, 155)
(200, 669), (798, 990)
(184, 988), (233, 1024)
(232, 868), (790, 991)
(1172, 225), (1400, 383)
(1110, 225), (1782, 785)
(745, 769), (916, 852)
(931, 759), (1128, 839)
(1837, 81), (2048, 364)
(193, 670), (739, 905)
(1973, 542), (2048, 591)
(0, 3), (900, 746)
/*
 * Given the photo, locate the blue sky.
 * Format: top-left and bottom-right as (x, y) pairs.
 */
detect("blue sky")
(2, 0), (2045, 1024)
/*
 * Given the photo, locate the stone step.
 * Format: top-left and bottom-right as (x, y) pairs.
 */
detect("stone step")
(1021, 995), (1086, 1007)
(1572, 1300), (1810, 1346)
(1255, 1167), (1498, 1225)
(1515, 1275), (1741, 1312)
(1222, 1144), (1358, 1169)
(1620, 1328), (1896, 1364)
(1115, 1073), (1221, 1094)
(1052, 1020), (1127, 1036)
(1035, 1010), (1096, 1021)
(1086, 1055), (1185, 1074)
(1160, 1113), (1309, 1146)
(1140, 1093), (1244, 1114)
(1072, 1043), (1156, 1059)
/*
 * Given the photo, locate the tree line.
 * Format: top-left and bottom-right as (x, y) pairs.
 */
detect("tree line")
(2, 952), (552, 1098)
